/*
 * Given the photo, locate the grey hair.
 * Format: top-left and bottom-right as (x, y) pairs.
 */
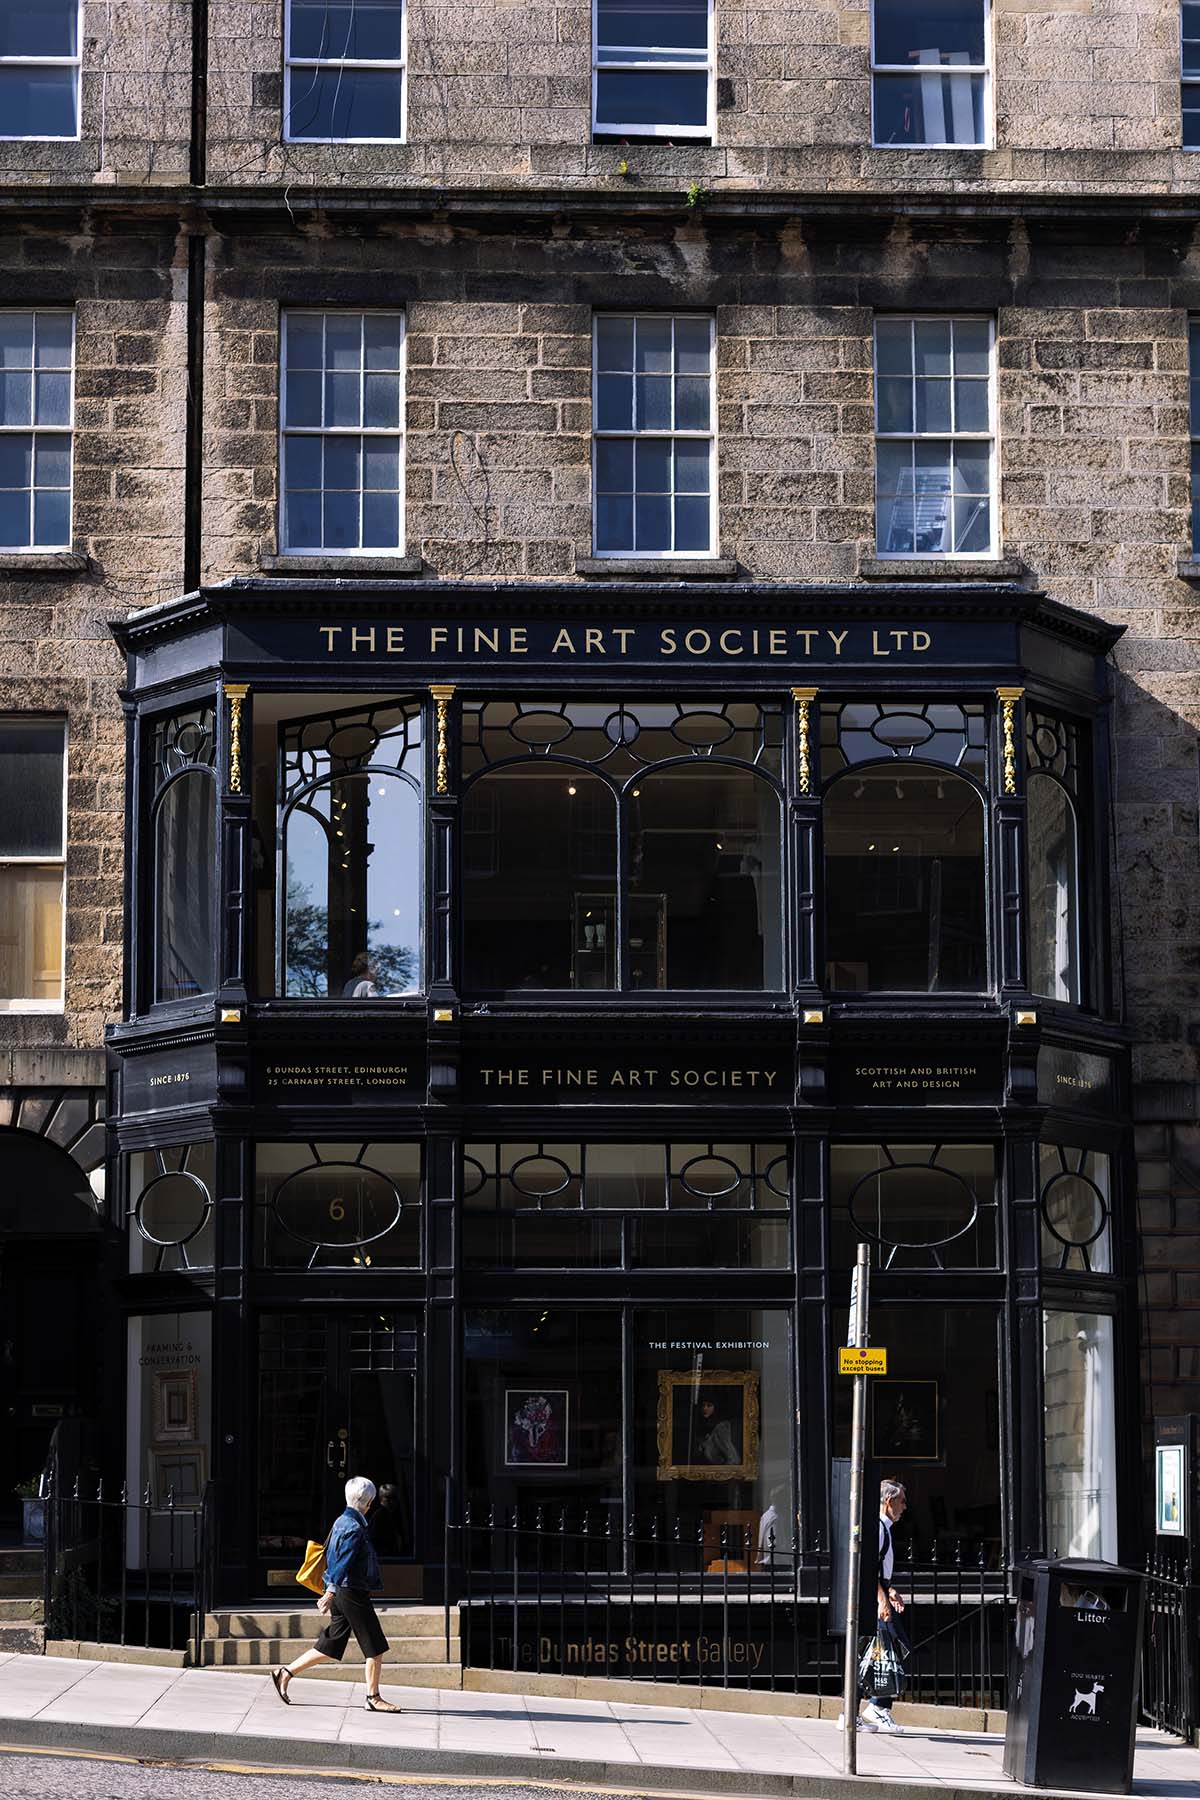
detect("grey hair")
(345, 1475), (377, 1508)
(880, 1479), (907, 1504)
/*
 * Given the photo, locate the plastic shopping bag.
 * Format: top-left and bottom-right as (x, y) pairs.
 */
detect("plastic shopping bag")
(858, 1619), (909, 1702)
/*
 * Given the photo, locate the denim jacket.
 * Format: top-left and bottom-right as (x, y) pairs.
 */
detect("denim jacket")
(324, 1507), (382, 1593)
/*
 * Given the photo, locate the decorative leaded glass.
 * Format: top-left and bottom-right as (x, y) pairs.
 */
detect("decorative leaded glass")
(819, 699), (986, 783)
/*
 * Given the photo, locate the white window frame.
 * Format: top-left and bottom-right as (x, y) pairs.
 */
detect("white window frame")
(0, 307), (75, 552)
(591, 0), (715, 140)
(283, 0), (407, 144)
(869, 0), (992, 151)
(0, 715), (67, 1013)
(872, 313), (997, 560)
(278, 308), (407, 558)
(1185, 4), (1200, 151)
(591, 311), (717, 560)
(0, 0), (82, 143)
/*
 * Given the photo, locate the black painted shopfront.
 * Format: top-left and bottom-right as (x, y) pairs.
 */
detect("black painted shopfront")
(106, 580), (1138, 1614)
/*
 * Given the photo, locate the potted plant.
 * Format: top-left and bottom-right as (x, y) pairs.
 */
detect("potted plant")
(13, 1476), (44, 1544)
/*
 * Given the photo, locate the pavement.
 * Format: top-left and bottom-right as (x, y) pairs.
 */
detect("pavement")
(0, 1652), (1198, 1800)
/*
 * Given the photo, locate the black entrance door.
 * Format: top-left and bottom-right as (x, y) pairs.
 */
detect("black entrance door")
(256, 1312), (418, 1592)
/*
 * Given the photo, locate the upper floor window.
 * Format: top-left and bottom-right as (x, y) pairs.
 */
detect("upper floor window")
(593, 0), (713, 138)
(874, 316), (994, 558)
(0, 310), (73, 550)
(280, 310), (404, 556)
(1026, 709), (1082, 1006)
(1184, 4), (1200, 146)
(284, 0), (405, 142)
(871, 0), (989, 147)
(0, 1), (80, 141)
(462, 698), (784, 992)
(0, 716), (65, 1010)
(593, 313), (715, 558)
(150, 705), (217, 1005)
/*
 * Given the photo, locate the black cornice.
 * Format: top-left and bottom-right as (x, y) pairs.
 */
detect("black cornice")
(107, 579), (1127, 657)
(2, 185), (1200, 231)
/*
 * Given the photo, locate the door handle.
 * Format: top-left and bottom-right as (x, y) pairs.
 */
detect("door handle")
(325, 1439), (337, 1470)
(337, 1429), (349, 1477)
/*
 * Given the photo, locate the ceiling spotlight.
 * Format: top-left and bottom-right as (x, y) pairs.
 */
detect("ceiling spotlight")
(868, 842), (876, 852)
(891, 844), (900, 853)
(567, 784), (577, 796)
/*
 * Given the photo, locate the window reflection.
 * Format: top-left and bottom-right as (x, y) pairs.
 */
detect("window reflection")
(278, 700), (421, 998)
(824, 767), (986, 992)
(151, 707), (217, 1005)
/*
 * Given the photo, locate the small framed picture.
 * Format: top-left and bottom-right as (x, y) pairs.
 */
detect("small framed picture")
(505, 1388), (570, 1468)
(149, 1444), (207, 1503)
(656, 1370), (760, 1482)
(153, 1369), (198, 1442)
(1156, 1443), (1186, 1537)
(871, 1380), (940, 1462)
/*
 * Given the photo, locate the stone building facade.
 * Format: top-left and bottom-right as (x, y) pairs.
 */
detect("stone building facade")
(2, 0), (1200, 1570)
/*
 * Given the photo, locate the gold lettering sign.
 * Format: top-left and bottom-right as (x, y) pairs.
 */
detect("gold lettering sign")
(316, 624), (937, 660)
(476, 1065), (780, 1091)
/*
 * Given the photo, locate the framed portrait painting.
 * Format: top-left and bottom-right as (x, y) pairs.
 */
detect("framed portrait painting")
(871, 1380), (940, 1462)
(504, 1388), (570, 1468)
(656, 1370), (760, 1481)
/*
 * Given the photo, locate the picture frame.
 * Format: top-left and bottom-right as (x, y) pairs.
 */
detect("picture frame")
(656, 1370), (760, 1482)
(152, 1368), (198, 1443)
(871, 1380), (940, 1462)
(149, 1444), (207, 1503)
(504, 1387), (570, 1468)
(1156, 1442), (1186, 1537)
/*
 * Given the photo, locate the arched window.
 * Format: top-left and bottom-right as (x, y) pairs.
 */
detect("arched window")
(151, 706), (217, 1004)
(1026, 711), (1082, 1005)
(279, 701), (421, 998)
(824, 766), (986, 992)
(460, 699), (784, 992)
(631, 763), (781, 989)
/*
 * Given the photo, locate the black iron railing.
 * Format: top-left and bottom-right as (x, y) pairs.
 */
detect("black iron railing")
(41, 1470), (213, 1656)
(1142, 1543), (1196, 1739)
(443, 1496), (1011, 1711)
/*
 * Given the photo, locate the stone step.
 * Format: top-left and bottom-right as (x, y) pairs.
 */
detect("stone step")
(0, 1597), (43, 1622)
(0, 1548), (43, 1575)
(195, 1654), (462, 1688)
(198, 1633), (460, 1667)
(205, 1605), (456, 1641)
(0, 1575), (42, 1598)
(0, 1624), (45, 1654)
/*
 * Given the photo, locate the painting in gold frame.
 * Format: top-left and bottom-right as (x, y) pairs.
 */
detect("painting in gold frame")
(656, 1370), (760, 1481)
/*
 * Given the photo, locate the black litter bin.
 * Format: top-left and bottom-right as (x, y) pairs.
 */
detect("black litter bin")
(1004, 1558), (1144, 1793)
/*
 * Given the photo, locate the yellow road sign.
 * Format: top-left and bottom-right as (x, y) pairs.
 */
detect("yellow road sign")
(838, 1347), (887, 1375)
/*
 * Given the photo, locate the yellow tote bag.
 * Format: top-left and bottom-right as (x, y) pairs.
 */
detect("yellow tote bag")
(295, 1536), (328, 1595)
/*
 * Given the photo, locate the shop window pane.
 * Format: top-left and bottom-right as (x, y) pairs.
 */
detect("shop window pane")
(824, 767), (986, 992)
(1043, 1311), (1116, 1560)
(831, 1143), (997, 1271)
(1039, 1144), (1111, 1274)
(256, 1142), (420, 1269)
(154, 770), (217, 1003)
(128, 1144), (215, 1274)
(630, 764), (782, 989)
(464, 1309), (623, 1539)
(1027, 773), (1080, 1004)
(463, 766), (616, 990)
(633, 1308), (794, 1560)
(0, 863), (62, 1000)
(283, 770), (419, 998)
(0, 717), (63, 856)
(832, 1303), (1002, 1564)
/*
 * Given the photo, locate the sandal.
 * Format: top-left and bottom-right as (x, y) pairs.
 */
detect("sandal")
(364, 1692), (402, 1712)
(270, 1668), (291, 1705)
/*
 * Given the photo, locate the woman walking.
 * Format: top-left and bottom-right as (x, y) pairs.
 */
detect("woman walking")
(271, 1475), (400, 1712)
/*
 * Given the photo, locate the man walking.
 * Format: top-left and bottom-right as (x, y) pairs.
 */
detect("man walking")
(860, 1477), (907, 1733)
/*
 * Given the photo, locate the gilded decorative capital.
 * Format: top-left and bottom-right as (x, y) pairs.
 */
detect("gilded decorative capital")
(792, 686), (818, 796)
(995, 687), (1024, 797)
(225, 683), (250, 795)
(430, 684), (456, 795)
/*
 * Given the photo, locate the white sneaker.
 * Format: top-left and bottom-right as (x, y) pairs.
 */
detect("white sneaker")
(863, 1703), (900, 1733)
(838, 1710), (876, 1731)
